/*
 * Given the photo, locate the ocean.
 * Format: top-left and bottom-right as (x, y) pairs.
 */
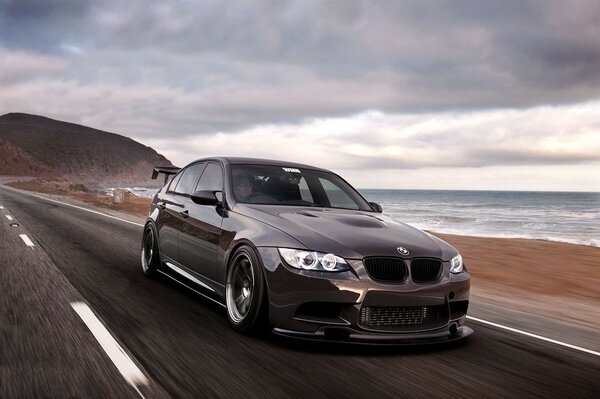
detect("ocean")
(131, 187), (600, 247)
(360, 189), (600, 247)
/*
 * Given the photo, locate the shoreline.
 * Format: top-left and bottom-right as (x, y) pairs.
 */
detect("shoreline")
(427, 229), (598, 248)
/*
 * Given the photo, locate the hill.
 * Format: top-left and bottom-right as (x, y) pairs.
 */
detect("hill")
(0, 113), (174, 187)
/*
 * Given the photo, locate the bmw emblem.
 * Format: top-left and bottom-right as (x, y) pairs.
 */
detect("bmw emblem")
(397, 246), (409, 255)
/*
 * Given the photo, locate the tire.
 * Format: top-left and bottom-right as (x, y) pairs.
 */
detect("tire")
(141, 223), (160, 278)
(225, 245), (268, 333)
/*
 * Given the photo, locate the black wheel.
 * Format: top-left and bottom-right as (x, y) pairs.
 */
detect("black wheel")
(141, 223), (160, 277)
(226, 245), (268, 333)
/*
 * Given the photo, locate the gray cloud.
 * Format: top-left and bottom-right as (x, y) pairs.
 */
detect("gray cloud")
(144, 102), (599, 174)
(2, 1), (600, 104)
(1, 0), (599, 181)
(0, 0), (92, 53)
(0, 49), (67, 83)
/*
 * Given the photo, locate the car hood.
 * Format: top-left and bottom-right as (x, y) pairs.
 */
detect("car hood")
(235, 205), (457, 260)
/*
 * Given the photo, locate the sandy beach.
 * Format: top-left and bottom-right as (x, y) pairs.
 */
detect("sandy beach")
(437, 233), (600, 329)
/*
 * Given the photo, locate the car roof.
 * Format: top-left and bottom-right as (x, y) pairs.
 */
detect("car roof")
(188, 157), (331, 173)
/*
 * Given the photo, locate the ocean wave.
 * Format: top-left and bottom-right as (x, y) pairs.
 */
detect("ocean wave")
(409, 224), (600, 247)
(522, 222), (558, 230)
(426, 216), (478, 224)
(387, 214), (478, 224)
(370, 190), (599, 247)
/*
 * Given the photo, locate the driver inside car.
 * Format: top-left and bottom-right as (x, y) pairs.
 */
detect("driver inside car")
(234, 175), (254, 200)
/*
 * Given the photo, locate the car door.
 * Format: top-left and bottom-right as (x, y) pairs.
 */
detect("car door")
(178, 162), (224, 282)
(159, 162), (206, 264)
(156, 170), (185, 262)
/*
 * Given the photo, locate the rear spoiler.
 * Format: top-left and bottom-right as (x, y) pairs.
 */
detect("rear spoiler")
(152, 166), (181, 185)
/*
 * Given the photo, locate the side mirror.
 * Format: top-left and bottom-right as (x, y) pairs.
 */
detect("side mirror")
(369, 201), (383, 213)
(190, 190), (222, 206)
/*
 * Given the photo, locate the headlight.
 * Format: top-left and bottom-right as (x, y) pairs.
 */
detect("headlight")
(450, 254), (463, 274)
(278, 248), (349, 272)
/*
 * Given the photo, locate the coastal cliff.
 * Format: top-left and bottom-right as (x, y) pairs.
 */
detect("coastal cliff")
(0, 112), (174, 187)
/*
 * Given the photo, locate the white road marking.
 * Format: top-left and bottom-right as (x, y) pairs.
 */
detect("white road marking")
(71, 302), (148, 397)
(3, 187), (143, 227)
(0, 205), (4, 209)
(5, 186), (598, 359)
(19, 234), (35, 247)
(5, 215), (13, 221)
(467, 316), (600, 357)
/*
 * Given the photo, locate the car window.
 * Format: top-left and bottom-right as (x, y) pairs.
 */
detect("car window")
(167, 171), (183, 192)
(195, 163), (223, 191)
(174, 163), (205, 195)
(318, 177), (359, 210)
(230, 165), (371, 210)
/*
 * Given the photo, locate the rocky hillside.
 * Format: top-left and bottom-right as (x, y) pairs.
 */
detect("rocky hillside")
(0, 113), (174, 187)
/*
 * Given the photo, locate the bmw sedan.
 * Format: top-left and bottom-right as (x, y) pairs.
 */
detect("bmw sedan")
(142, 157), (472, 343)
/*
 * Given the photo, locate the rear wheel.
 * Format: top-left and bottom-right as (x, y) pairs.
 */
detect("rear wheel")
(226, 245), (268, 333)
(141, 223), (160, 277)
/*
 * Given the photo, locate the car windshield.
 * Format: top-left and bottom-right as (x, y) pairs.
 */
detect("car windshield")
(230, 164), (372, 211)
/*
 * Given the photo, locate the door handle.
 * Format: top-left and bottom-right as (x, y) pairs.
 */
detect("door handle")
(180, 210), (189, 218)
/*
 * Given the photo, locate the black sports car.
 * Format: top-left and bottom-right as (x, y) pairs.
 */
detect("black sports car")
(142, 157), (472, 343)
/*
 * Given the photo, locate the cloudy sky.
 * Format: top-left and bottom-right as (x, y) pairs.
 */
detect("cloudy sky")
(1, 0), (599, 191)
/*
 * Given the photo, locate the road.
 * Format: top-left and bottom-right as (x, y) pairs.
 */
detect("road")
(1, 186), (599, 398)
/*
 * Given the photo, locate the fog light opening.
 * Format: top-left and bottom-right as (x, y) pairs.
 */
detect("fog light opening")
(449, 291), (455, 300)
(449, 323), (458, 336)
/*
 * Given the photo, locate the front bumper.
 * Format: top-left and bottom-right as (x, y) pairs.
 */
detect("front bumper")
(257, 247), (471, 344)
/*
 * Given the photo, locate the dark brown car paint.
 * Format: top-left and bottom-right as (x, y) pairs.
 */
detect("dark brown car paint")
(147, 157), (471, 343)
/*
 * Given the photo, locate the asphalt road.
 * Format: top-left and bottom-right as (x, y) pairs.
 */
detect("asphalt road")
(1, 186), (599, 398)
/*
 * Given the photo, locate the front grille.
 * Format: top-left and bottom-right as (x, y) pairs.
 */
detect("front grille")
(359, 305), (448, 330)
(364, 257), (407, 282)
(410, 258), (442, 283)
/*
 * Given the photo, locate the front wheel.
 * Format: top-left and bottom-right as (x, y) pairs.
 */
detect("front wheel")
(226, 245), (268, 333)
(141, 223), (160, 277)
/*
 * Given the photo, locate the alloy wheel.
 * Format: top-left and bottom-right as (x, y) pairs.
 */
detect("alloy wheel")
(226, 254), (255, 324)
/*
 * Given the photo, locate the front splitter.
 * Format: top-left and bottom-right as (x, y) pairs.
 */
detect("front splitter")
(272, 325), (473, 346)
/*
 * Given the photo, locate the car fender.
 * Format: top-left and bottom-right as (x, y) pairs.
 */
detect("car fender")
(218, 212), (306, 284)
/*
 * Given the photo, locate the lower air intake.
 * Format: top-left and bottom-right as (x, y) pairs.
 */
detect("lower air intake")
(359, 305), (449, 331)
